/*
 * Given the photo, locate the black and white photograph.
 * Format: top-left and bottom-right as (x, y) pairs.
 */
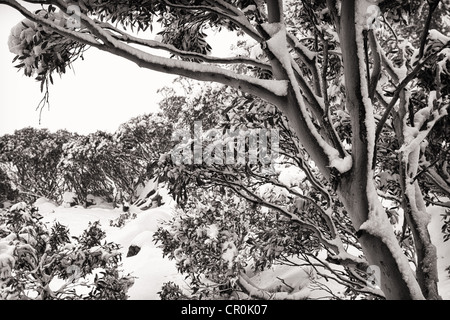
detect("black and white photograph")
(0, 0), (450, 305)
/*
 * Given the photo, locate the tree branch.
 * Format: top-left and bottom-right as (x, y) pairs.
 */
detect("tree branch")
(417, 0), (440, 61)
(162, 0), (264, 43)
(2, 0), (289, 107)
(326, 0), (340, 34)
(210, 175), (341, 254)
(98, 21), (271, 71)
(375, 44), (450, 142)
(286, 32), (321, 96)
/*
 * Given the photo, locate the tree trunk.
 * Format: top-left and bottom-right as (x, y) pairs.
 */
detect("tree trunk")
(263, 0), (430, 299)
(333, 0), (426, 300)
(392, 92), (441, 300)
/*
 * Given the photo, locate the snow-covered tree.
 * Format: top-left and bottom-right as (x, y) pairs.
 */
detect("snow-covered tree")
(154, 77), (380, 299)
(0, 128), (73, 202)
(2, 0), (450, 299)
(113, 112), (175, 196)
(58, 129), (150, 205)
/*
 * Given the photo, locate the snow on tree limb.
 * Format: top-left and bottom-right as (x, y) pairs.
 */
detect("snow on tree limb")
(237, 272), (310, 300)
(263, 22), (350, 175)
(336, 0), (427, 300)
(97, 20), (272, 71)
(162, 0), (264, 43)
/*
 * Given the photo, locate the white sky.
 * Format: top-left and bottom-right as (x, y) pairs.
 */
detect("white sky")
(0, 6), (177, 136)
(0, 5), (242, 136)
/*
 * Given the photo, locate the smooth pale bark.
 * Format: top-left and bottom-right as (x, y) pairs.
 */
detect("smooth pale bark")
(393, 92), (441, 300)
(262, 0), (425, 299)
(335, 0), (425, 300)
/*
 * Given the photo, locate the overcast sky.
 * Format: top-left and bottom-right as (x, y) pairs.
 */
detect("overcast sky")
(0, 6), (178, 136)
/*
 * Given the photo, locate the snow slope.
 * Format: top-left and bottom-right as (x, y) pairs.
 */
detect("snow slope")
(37, 199), (185, 299)
(34, 197), (450, 300)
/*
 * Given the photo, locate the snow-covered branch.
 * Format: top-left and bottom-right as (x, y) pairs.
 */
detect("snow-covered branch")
(262, 24), (350, 177)
(237, 272), (310, 300)
(1, 0), (289, 107)
(162, 0), (264, 43)
(97, 21), (271, 71)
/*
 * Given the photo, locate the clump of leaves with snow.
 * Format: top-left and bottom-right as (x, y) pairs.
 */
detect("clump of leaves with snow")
(8, 6), (86, 95)
(0, 202), (134, 300)
(154, 187), (321, 299)
(154, 189), (250, 299)
(158, 281), (187, 300)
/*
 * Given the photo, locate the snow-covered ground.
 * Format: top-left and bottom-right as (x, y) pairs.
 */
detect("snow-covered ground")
(33, 194), (450, 300)
(36, 195), (184, 300)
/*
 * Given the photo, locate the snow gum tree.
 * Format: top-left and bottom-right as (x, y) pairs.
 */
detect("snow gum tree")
(0, 128), (73, 202)
(1, 0), (450, 299)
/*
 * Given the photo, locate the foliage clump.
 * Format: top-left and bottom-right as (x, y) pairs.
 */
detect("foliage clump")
(0, 202), (134, 300)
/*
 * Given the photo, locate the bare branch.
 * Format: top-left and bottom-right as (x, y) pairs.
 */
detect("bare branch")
(321, 39), (329, 109)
